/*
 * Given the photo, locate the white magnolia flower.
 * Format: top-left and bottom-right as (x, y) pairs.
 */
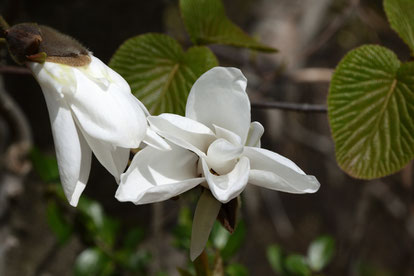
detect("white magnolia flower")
(29, 55), (163, 207)
(116, 67), (320, 205)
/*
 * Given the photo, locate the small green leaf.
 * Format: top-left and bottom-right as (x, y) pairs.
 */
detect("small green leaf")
(125, 250), (152, 273)
(307, 235), (335, 272)
(328, 45), (414, 179)
(266, 244), (285, 275)
(384, 0), (414, 54)
(77, 198), (120, 247)
(77, 198), (105, 229)
(179, 0), (276, 52)
(30, 148), (59, 182)
(285, 254), (311, 276)
(46, 201), (72, 245)
(225, 264), (249, 276)
(220, 221), (246, 261)
(73, 248), (114, 276)
(109, 33), (218, 115)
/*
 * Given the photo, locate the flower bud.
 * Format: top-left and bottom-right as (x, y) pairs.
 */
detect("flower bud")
(5, 23), (90, 66)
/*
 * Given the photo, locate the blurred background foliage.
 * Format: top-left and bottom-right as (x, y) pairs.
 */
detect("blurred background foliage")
(1, 0), (413, 275)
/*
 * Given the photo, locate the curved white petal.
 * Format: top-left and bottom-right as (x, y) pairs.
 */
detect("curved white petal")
(202, 156), (250, 203)
(66, 56), (147, 148)
(245, 121), (264, 147)
(243, 147), (320, 193)
(148, 114), (215, 157)
(206, 138), (243, 175)
(190, 189), (221, 261)
(29, 61), (77, 96)
(185, 67), (251, 144)
(213, 124), (242, 146)
(81, 131), (130, 182)
(116, 144), (204, 204)
(142, 126), (172, 151)
(42, 88), (92, 207)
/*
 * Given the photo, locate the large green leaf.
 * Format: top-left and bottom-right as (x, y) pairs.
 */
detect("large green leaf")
(179, 0), (277, 52)
(384, 0), (414, 54)
(109, 34), (217, 115)
(328, 45), (414, 179)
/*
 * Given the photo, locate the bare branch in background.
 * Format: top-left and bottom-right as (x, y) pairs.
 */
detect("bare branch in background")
(0, 66), (31, 75)
(0, 78), (32, 174)
(251, 101), (327, 113)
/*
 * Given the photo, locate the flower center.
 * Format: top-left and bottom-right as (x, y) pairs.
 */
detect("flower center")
(205, 138), (243, 175)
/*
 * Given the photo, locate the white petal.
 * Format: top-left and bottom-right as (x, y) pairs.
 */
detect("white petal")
(206, 138), (243, 175)
(213, 124), (242, 146)
(185, 67), (251, 144)
(81, 131), (130, 182)
(116, 144), (204, 204)
(190, 189), (221, 261)
(148, 114), (215, 157)
(243, 147), (320, 193)
(67, 56), (147, 148)
(142, 126), (172, 151)
(29, 61), (76, 96)
(42, 88), (91, 207)
(245, 121), (264, 147)
(202, 156), (250, 203)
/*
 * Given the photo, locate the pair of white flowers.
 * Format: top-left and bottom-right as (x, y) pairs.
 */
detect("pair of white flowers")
(31, 54), (320, 257)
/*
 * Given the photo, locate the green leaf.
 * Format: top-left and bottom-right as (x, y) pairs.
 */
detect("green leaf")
(328, 45), (414, 179)
(46, 201), (72, 245)
(30, 148), (59, 182)
(220, 221), (246, 261)
(73, 248), (114, 276)
(384, 0), (414, 54)
(179, 0), (276, 52)
(77, 198), (105, 229)
(285, 254), (311, 276)
(307, 235), (335, 272)
(77, 198), (120, 247)
(266, 244), (285, 275)
(225, 264), (249, 276)
(109, 33), (218, 115)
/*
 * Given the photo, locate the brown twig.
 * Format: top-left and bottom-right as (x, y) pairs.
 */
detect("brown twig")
(0, 66), (31, 75)
(251, 101), (327, 113)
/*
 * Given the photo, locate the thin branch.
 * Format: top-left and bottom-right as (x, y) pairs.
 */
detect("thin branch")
(0, 66), (31, 75)
(251, 101), (327, 113)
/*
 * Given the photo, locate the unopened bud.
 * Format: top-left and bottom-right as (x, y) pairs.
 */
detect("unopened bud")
(5, 23), (91, 66)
